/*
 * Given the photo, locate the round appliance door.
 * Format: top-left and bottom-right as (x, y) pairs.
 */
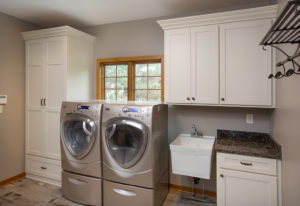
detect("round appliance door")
(105, 118), (149, 169)
(61, 114), (97, 160)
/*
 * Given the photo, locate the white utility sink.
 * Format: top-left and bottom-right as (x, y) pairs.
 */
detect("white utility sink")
(170, 133), (215, 179)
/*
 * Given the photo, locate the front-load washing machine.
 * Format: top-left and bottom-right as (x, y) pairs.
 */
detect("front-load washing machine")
(101, 102), (169, 206)
(60, 101), (103, 206)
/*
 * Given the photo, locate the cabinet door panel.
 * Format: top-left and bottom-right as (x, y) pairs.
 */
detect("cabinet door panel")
(191, 25), (219, 104)
(165, 28), (191, 103)
(220, 19), (273, 106)
(217, 169), (277, 206)
(28, 67), (44, 108)
(46, 111), (61, 160)
(28, 41), (43, 66)
(47, 38), (64, 65)
(27, 110), (46, 155)
(26, 41), (44, 109)
(45, 37), (66, 110)
(46, 65), (65, 109)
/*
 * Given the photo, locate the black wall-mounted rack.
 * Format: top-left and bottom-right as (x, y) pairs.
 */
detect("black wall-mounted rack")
(260, 0), (300, 79)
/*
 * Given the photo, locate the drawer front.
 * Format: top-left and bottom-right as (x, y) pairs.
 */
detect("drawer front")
(26, 155), (61, 180)
(217, 153), (277, 176)
(103, 180), (154, 206)
(62, 171), (102, 206)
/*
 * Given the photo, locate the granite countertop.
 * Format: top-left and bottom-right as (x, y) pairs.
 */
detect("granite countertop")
(214, 129), (282, 160)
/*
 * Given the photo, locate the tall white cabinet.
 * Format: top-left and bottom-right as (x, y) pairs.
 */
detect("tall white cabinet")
(158, 6), (278, 107)
(23, 26), (95, 186)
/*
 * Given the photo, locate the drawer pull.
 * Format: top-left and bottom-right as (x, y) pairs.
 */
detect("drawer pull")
(41, 166), (47, 170)
(220, 174), (224, 178)
(240, 161), (253, 166)
(113, 189), (137, 197)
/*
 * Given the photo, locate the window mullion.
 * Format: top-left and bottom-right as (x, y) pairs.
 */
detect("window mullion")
(128, 62), (133, 101)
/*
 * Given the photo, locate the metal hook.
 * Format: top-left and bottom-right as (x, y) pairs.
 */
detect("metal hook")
(262, 45), (267, 51)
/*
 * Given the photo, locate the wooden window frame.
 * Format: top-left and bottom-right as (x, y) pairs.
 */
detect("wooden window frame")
(96, 55), (164, 101)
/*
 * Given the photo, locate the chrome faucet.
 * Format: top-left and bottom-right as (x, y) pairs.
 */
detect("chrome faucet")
(191, 124), (201, 137)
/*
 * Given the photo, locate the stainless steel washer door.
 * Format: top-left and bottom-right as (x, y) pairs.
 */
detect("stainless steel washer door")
(105, 118), (149, 169)
(61, 114), (97, 160)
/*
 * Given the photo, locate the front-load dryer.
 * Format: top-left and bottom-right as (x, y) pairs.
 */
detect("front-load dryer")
(60, 101), (103, 206)
(101, 102), (169, 206)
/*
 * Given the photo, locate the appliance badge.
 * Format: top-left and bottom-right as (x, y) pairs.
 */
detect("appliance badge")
(154, 112), (159, 120)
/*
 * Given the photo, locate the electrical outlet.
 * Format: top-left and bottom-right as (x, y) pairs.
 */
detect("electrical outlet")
(246, 114), (254, 124)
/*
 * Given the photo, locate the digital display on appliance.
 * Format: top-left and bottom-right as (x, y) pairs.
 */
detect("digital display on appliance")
(128, 108), (138, 112)
(80, 105), (90, 110)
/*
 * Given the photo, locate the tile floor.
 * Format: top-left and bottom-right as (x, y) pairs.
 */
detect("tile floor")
(0, 178), (216, 206)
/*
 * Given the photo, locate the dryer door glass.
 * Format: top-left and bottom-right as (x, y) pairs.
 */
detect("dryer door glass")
(105, 119), (148, 169)
(62, 114), (97, 159)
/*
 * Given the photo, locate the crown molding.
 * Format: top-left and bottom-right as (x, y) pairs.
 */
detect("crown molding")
(22, 26), (96, 42)
(157, 5), (279, 30)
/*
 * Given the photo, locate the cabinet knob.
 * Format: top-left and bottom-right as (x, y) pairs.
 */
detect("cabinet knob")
(192, 97), (195, 100)
(187, 97), (190, 101)
(41, 166), (47, 170)
(221, 98), (225, 101)
(40, 99), (43, 106)
(220, 174), (224, 178)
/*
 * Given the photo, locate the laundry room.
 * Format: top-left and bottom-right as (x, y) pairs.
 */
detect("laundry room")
(0, 0), (300, 206)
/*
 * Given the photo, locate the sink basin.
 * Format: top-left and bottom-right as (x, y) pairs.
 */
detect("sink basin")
(170, 133), (215, 179)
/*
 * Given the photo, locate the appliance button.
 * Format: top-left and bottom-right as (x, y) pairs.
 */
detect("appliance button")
(122, 107), (128, 113)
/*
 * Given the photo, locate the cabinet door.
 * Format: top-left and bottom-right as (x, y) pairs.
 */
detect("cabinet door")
(164, 28), (191, 103)
(217, 168), (277, 206)
(220, 19), (273, 106)
(191, 25), (219, 104)
(45, 37), (66, 160)
(26, 40), (47, 156)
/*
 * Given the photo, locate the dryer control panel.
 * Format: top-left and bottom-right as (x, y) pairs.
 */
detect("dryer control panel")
(102, 105), (152, 125)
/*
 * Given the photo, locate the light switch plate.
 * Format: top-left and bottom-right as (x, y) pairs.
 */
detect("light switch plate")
(0, 95), (7, 104)
(246, 114), (254, 124)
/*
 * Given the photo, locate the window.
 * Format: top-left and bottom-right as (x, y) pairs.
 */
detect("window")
(97, 56), (164, 102)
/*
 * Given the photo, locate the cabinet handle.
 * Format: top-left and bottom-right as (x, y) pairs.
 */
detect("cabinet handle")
(221, 98), (225, 101)
(187, 97), (190, 101)
(43, 98), (46, 106)
(40, 99), (43, 106)
(41, 166), (47, 170)
(192, 97), (195, 100)
(240, 161), (253, 166)
(220, 174), (224, 178)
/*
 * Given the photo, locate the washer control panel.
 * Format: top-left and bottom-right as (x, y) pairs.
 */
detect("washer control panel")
(61, 102), (102, 120)
(76, 104), (91, 110)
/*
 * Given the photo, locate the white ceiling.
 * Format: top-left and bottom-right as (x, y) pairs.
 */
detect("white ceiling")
(0, 0), (273, 27)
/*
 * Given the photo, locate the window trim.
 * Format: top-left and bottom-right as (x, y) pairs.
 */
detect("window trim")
(96, 55), (164, 101)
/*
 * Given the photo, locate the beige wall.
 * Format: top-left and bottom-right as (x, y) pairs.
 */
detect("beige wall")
(0, 12), (39, 181)
(81, 14), (274, 192)
(272, 1), (300, 205)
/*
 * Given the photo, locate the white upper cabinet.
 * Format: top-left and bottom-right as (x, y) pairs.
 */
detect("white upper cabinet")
(220, 20), (273, 106)
(164, 28), (191, 103)
(158, 5), (278, 108)
(191, 25), (219, 104)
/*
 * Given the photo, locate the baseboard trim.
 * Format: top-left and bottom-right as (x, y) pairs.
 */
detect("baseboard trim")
(26, 173), (61, 187)
(0, 172), (25, 187)
(169, 183), (216, 200)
